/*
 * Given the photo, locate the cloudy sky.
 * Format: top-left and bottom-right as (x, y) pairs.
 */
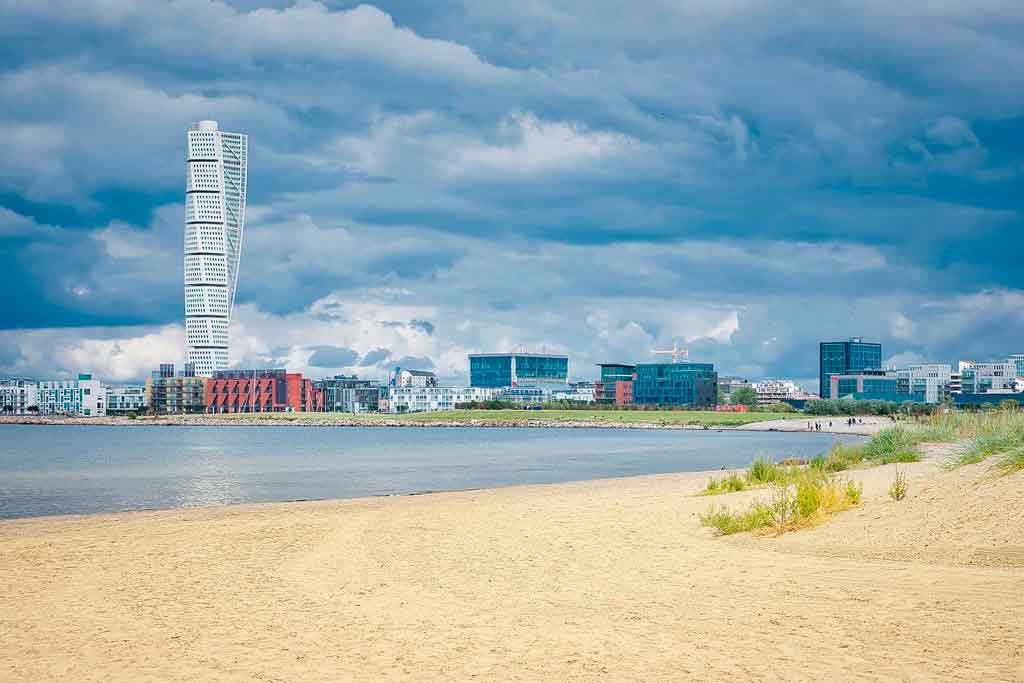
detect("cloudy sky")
(2, 1), (1023, 390)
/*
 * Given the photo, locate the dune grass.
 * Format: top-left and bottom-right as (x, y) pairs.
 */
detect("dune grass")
(928, 410), (1024, 472)
(702, 426), (923, 497)
(700, 469), (863, 536)
(993, 448), (1024, 474)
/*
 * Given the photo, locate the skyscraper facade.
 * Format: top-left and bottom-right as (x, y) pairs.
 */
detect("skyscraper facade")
(184, 120), (247, 376)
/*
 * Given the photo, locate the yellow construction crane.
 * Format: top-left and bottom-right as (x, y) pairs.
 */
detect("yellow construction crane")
(651, 340), (689, 364)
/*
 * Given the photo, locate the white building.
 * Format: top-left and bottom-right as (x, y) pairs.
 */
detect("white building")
(105, 385), (147, 415)
(386, 386), (495, 413)
(392, 368), (438, 388)
(552, 382), (596, 403)
(1009, 355), (1024, 378)
(752, 379), (800, 405)
(957, 360), (1017, 394)
(896, 364), (952, 404)
(185, 120), (248, 377)
(497, 385), (553, 405)
(0, 378), (38, 415)
(36, 374), (106, 417)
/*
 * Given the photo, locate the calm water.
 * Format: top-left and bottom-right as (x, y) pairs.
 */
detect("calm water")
(0, 426), (862, 519)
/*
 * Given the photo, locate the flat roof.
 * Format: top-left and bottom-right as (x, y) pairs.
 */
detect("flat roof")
(468, 353), (568, 358)
(596, 363), (636, 368)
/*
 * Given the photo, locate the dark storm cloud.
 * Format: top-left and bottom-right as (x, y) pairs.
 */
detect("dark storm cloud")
(360, 348), (392, 366)
(1, 0), (1023, 383)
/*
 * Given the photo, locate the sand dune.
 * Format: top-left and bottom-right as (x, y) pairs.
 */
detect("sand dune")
(1, 444), (1022, 681)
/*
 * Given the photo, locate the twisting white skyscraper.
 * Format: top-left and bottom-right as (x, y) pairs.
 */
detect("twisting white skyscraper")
(184, 120), (247, 376)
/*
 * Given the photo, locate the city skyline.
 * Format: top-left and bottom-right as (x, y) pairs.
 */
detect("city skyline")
(2, 2), (1023, 388)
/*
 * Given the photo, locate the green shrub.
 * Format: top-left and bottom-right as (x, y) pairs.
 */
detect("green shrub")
(747, 457), (782, 484)
(699, 502), (773, 535)
(844, 478), (863, 505)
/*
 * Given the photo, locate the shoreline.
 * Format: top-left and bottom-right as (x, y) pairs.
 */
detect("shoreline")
(0, 413), (886, 436)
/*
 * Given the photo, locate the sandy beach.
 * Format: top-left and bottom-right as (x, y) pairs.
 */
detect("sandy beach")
(2, 443), (1022, 682)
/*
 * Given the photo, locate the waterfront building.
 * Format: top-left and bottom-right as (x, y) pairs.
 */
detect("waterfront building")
(752, 379), (801, 406)
(316, 375), (383, 413)
(895, 364), (952, 404)
(0, 378), (38, 415)
(386, 386), (495, 413)
(36, 373), (106, 417)
(595, 364), (635, 404)
(496, 385), (554, 405)
(184, 120), (247, 377)
(552, 382), (597, 403)
(206, 369), (321, 413)
(146, 364), (206, 414)
(392, 367), (438, 388)
(958, 360), (1017, 394)
(632, 362), (718, 408)
(105, 385), (147, 415)
(829, 370), (900, 401)
(819, 338), (883, 399)
(1011, 354), (1024, 378)
(469, 352), (569, 388)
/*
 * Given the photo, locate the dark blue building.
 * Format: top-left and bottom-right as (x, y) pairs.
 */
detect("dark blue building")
(469, 353), (569, 388)
(632, 362), (718, 408)
(819, 338), (883, 399)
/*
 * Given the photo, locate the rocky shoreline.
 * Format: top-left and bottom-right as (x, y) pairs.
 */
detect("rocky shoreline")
(0, 414), (884, 435)
(0, 414), (708, 430)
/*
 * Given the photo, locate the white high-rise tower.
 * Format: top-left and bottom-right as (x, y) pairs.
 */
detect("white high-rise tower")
(184, 120), (247, 376)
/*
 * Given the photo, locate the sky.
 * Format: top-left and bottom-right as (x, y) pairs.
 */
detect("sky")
(1, 1), (1023, 391)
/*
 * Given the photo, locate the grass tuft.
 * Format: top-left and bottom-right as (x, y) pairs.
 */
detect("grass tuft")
(747, 457), (783, 484)
(888, 466), (908, 501)
(702, 472), (746, 495)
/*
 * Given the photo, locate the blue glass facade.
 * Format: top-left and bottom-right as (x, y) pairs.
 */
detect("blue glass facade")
(469, 353), (569, 388)
(819, 339), (883, 399)
(632, 362), (718, 408)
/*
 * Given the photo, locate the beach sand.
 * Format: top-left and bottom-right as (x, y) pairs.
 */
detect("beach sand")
(2, 446), (1022, 681)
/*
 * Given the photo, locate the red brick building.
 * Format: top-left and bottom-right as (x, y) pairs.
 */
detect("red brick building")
(206, 369), (323, 413)
(614, 380), (633, 406)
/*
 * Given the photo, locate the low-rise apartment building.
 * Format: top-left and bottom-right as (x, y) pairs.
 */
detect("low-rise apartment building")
(146, 370), (206, 414)
(317, 375), (383, 413)
(0, 378), (38, 415)
(105, 385), (147, 415)
(386, 386), (495, 413)
(958, 360), (1017, 394)
(36, 373), (106, 416)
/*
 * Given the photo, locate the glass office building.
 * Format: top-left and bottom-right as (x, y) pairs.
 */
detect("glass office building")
(596, 364), (636, 403)
(632, 362), (718, 408)
(819, 338), (883, 399)
(469, 353), (569, 388)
